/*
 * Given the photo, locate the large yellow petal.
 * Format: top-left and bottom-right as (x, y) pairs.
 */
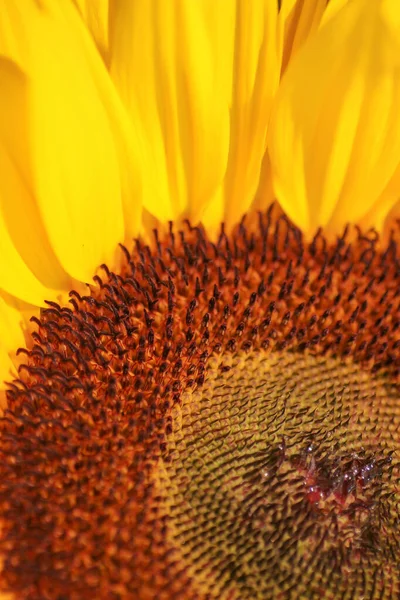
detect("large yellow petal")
(0, 56), (73, 303)
(58, 0), (145, 242)
(0, 163), (57, 305)
(268, 0), (400, 235)
(109, 0), (231, 224)
(0, 57), (63, 306)
(1, 0), (124, 282)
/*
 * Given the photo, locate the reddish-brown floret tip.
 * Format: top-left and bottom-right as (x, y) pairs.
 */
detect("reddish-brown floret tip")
(0, 207), (399, 599)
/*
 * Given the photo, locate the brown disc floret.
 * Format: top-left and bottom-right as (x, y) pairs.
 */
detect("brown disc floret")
(0, 207), (400, 599)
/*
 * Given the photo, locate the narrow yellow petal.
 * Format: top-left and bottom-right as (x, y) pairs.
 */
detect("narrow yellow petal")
(320, 0), (350, 25)
(73, 0), (109, 63)
(279, 0), (298, 22)
(358, 164), (400, 236)
(269, 0), (400, 235)
(222, 0), (282, 229)
(200, 185), (225, 239)
(109, 0), (231, 224)
(251, 151), (275, 213)
(2, 1), (125, 282)
(380, 200), (400, 245)
(282, 0), (328, 72)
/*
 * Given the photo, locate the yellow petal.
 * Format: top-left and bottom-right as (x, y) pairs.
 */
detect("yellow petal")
(57, 0), (145, 242)
(73, 0), (109, 63)
(0, 179), (54, 306)
(358, 163), (400, 237)
(320, 0), (350, 25)
(0, 56), (72, 303)
(0, 57), (63, 306)
(282, 0), (328, 72)
(251, 151), (275, 213)
(200, 185), (225, 239)
(0, 1), (29, 66)
(222, 1), (282, 230)
(279, 0), (299, 22)
(269, 0), (400, 235)
(1, 0), (125, 282)
(381, 201), (400, 246)
(109, 0), (231, 224)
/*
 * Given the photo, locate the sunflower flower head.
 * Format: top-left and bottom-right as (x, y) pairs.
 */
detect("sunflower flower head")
(1, 1), (400, 599)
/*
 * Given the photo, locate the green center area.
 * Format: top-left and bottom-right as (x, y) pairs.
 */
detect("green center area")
(161, 351), (400, 599)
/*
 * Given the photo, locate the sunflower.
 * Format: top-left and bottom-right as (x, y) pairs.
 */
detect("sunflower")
(1, 0), (400, 598)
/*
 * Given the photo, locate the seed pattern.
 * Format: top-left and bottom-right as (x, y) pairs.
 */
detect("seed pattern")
(165, 352), (399, 598)
(0, 207), (399, 599)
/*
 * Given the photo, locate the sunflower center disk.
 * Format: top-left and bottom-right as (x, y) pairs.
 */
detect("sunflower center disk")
(1, 210), (400, 599)
(162, 352), (399, 598)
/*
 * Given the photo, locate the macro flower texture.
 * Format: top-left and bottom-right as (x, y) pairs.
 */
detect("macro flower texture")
(1, 0), (400, 598)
